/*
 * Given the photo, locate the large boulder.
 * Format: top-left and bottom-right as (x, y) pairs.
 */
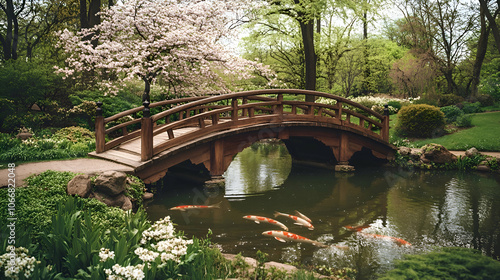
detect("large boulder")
(420, 143), (457, 164)
(92, 191), (133, 211)
(94, 171), (127, 196)
(67, 175), (92, 198)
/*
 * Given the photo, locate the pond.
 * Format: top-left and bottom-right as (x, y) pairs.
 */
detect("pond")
(145, 142), (500, 279)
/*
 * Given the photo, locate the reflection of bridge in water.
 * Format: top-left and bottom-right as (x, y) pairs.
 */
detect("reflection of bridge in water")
(90, 89), (396, 183)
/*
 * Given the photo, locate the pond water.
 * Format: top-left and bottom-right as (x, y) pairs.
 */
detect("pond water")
(145, 142), (500, 279)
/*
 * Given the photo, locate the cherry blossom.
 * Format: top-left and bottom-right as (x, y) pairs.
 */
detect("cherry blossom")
(55, 0), (276, 99)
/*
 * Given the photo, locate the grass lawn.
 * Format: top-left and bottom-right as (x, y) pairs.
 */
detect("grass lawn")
(390, 111), (500, 151)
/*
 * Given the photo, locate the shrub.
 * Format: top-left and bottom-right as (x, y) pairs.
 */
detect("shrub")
(54, 126), (94, 143)
(396, 104), (445, 138)
(440, 105), (464, 124)
(438, 94), (465, 107)
(475, 94), (495, 107)
(456, 114), (473, 128)
(379, 247), (500, 279)
(462, 101), (482, 114)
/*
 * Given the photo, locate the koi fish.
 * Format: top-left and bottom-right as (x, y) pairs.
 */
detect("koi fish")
(294, 210), (312, 223)
(262, 230), (327, 247)
(243, 215), (288, 231)
(358, 232), (412, 247)
(274, 211), (314, 230)
(169, 202), (221, 211)
(344, 225), (371, 232)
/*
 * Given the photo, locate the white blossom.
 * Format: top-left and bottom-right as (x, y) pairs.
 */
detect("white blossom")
(104, 263), (145, 280)
(0, 246), (38, 279)
(99, 248), (115, 262)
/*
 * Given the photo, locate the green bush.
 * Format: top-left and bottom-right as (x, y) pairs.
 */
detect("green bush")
(54, 126), (94, 143)
(0, 133), (21, 153)
(396, 104), (445, 138)
(438, 94), (465, 107)
(379, 247), (500, 279)
(475, 94), (496, 107)
(440, 105), (464, 123)
(462, 101), (482, 114)
(456, 114), (473, 128)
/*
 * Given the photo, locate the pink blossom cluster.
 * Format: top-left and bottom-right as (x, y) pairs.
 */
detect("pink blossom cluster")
(55, 0), (277, 96)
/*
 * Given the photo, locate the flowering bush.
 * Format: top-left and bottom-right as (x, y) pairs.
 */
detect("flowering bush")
(317, 95), (420, 116)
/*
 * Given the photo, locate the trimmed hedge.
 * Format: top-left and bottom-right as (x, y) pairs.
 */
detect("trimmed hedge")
(396, 104), (445, 138)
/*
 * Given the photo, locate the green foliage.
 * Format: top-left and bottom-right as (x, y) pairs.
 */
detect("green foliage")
(70, 89), (142, 119)
(455, 114), (473, 128)
(0, 127), (95, 164)
(440, 105), (464, 123)
(438, 94), (465, 107)
(396, 104), (445, 138)
(379, 247), (500, 279)
(455, 155), (486, 171)
(461, 102), (483, 114)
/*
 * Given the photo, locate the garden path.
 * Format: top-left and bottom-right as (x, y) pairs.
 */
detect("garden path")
(0, 158), (134, 187)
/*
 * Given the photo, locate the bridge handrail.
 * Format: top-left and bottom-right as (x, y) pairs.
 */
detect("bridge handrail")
(95, 89), (390, 160)
(95, 96), (207, 152)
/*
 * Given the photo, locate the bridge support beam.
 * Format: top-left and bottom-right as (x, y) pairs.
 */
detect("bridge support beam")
(209, 139), (225, 176)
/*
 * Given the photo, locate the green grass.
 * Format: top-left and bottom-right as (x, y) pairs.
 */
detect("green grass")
(390, 111), (500, 151)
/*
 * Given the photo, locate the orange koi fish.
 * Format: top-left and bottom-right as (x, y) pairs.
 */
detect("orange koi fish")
(169, 202), (221, 211)
(243, 215), (288, 231)
(358, 232), (412, 247)
(274, 211), (314, 230)
(294, 210), (312, 223)
(262, 230), (327, 247)
(344, 225), (371, 232)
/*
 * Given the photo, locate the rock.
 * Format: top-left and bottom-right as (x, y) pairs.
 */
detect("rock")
(67, 175), (92, 198)
(398, 146), (411, 156)
(94, 171), (127, 196)
(93, 191), (132, 209)
(143, 192), (154, 200)
(16, 132), (33, 140)
(420, 144), (457, 164)
(465, 147), (480, 158)
(335, 165), (355, 172)
(410, 149), (421, 161)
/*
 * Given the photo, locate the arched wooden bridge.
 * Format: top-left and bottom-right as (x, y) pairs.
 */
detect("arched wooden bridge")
(89, 89), (396, 183)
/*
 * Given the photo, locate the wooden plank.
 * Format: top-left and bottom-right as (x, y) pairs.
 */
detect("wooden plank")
(95, 149), (142, 167)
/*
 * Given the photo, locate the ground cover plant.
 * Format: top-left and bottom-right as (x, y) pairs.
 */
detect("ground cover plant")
(0, 127), (95, 166)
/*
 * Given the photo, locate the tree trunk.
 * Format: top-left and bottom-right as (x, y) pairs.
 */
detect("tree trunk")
(80, 0), (101, 47)
(300, 21), (316, 102)
(479, 0), (500, 54)
(0, 0), (22, 60)
(470, 5), (490, 98)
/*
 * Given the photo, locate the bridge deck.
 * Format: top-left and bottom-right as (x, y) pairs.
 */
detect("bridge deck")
(90, 126), (202, 168)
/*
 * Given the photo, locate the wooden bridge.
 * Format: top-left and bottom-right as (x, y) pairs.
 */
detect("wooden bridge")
(89, 89), (396, 183)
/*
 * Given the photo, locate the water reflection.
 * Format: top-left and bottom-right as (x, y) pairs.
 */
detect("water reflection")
(145, 143), (500, 279)
(224, 142), (291, 198)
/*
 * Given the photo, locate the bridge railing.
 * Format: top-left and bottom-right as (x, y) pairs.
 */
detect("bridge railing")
(94, 89), (389, 161)
(94, 96), (206, 153)
(141, 89), (389, 161)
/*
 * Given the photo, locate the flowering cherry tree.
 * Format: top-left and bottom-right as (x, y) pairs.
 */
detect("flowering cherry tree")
(55, 0), (275, 100)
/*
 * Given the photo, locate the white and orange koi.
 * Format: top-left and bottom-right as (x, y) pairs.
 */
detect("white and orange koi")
(262, 230), (327, 247)
(294, 210), (312, 223)
(359, 232), (412, 247)
(169, 202), (221, 211)
(243, 215), (288, 231)
(344, 225), (371, 232)
(274, 211), (314, 230)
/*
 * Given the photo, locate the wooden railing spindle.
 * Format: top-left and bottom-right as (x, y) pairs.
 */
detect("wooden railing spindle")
(95, 101), (105, 153)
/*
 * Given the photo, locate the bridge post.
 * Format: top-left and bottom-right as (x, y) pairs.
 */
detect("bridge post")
(210, 139), (225, 176)
(141, 100), (153, 161)
(382, 104), (390, 141)
(95, 101), (105, 153)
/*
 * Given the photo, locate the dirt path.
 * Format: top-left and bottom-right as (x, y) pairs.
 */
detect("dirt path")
(0, 158), (134, 187)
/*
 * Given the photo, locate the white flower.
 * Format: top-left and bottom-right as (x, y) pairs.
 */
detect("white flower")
(0, 246), (38, 279)
(104, 263), (145, 280)
(134, 247), (159, 262)
(99, 248), (115, 262)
